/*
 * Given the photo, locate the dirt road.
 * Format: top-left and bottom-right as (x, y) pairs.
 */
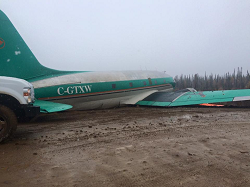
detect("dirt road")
(0, 107), (250, 187)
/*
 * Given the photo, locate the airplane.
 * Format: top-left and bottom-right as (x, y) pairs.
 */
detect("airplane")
(1, 10), (250, 113)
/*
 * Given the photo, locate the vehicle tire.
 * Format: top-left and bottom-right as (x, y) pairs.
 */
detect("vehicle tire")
(0, 105), (18, 143)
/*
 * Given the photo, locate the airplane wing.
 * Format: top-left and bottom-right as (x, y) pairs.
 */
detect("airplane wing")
(136, 88), (250, 107)
(33, 100), (73, 113)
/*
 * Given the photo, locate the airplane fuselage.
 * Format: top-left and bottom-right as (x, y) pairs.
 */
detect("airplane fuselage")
(32, 70), (175, 110)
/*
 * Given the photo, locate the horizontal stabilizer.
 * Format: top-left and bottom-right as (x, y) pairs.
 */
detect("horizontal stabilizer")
(136, 89), (250, 107)
(34, 100), (73, 113)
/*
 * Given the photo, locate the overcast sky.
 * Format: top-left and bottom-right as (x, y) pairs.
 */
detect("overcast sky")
(1, 0), (250, 77)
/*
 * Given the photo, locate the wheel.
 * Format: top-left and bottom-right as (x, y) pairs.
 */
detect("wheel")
(0, 105), (18, 143)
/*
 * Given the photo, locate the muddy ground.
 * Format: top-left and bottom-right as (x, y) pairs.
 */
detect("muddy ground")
(0, 106), (250, 187)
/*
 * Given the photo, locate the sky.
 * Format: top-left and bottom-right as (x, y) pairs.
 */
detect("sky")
(1, 0), (250, 77)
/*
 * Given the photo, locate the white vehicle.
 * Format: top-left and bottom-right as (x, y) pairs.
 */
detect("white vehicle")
(0, 76), (40, 142)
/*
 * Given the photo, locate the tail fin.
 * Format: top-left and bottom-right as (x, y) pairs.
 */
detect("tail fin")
(0, 10), (77, 82)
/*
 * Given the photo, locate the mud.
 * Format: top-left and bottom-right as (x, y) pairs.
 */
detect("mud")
(0, 106), (250, 187)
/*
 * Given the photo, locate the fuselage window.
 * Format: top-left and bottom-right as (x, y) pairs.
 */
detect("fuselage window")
(148, 78), (152, 85)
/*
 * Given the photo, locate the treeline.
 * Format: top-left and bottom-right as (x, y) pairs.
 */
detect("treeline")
(174, 67), (250, 91)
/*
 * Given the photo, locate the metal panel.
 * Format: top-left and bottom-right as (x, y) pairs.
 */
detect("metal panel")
(136, 89), (250, 107)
